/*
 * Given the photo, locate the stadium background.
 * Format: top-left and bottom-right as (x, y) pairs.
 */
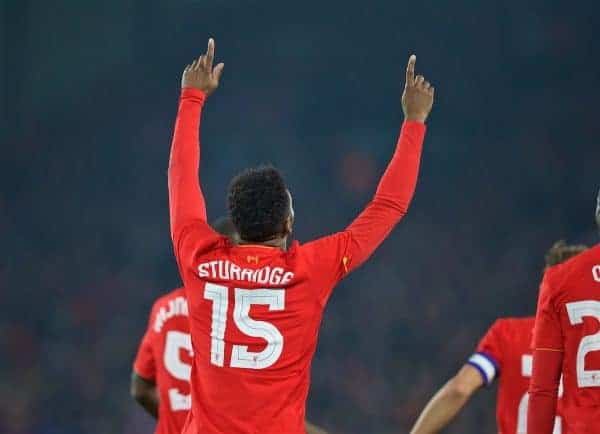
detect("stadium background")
(2, 0), (599, 433)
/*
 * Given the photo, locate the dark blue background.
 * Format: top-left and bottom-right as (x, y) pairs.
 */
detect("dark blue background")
(2, 1), (599, 432)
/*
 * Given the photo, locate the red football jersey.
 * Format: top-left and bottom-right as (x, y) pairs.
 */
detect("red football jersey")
(134, 288), (192, 434)
(530, 244), (600, 433)
(168, 88), (426, 433)
(468, 317), (562, 434)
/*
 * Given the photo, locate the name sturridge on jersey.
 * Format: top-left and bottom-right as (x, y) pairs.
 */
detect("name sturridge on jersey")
(197, 259), (295, 286)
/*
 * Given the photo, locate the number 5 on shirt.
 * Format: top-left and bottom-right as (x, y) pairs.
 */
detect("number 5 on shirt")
(164, 330), (193, 411)
(204, 283), (285, 369)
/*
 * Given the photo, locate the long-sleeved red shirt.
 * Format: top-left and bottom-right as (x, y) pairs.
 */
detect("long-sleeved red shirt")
(528, 244), (600, 434)
(168, 87), (426, 434)
(133, 288), (191, 434)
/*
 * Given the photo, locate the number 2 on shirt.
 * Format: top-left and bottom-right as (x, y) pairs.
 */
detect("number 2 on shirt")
(566, 300), (600, 388)
(204, 283), (285, 369)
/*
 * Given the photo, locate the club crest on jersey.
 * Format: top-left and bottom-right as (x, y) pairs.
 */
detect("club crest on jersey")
(247, 255), (259, 265)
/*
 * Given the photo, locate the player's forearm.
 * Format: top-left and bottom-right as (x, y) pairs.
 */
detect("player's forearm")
(374, 121), (425, 213)
(344, 121), (425, 271)
(135, 390), (159, 418)
(409, 380), (471, 434)
(305, 419), (328, 434)
(130, 373), (159, 418)
(527, 349), (562, 434)
(168, 87), (208, 242)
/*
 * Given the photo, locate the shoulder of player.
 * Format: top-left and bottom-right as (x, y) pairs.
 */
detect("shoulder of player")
(148, 288), (187, 328)
(486, 316), (534, 339)
(544, 244), (599, 290)
(152, 287), (185, 308)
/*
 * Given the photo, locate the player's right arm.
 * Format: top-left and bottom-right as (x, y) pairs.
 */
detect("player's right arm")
(131, 311), (159, 418)
(130, 371), (159, 418)
(409, 320), (503, 433)
(168, 38), (224, 262)
(527, 272), (564, 434)
(409, 365), (483, 434)
(305, 419), (329, 434)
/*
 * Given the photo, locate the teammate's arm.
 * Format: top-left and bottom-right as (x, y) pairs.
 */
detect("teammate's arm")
(130, 371), (159, 419)
(409, 364), (483, 434)
(168, 38), (224, 249)
(305, 419), (329, 434)
(340, 55), (433, 273)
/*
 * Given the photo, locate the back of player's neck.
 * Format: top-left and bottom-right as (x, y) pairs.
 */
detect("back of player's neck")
(238, 237), (286, 249)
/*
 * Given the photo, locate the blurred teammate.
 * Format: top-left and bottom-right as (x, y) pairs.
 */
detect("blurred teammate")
(131, 219), (328, 434)
(409, 242), (587, 434)
(168, 38), (434, 434)
(528, 190), (600, 434)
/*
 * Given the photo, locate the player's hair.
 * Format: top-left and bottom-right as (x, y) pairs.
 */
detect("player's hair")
(211, 216), (237, 239)
(544, 240), (587, 268)
(227, 165), (290, 242)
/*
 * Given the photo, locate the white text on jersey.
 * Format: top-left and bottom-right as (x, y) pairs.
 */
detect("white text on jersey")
(197, 260), (294, 286)
(153, 296), (189, 333)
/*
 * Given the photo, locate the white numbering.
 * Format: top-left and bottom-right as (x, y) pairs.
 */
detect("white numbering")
(566, 300), (600, 387)
(164, 330), (192, 411)
(204, 283), (228, 367)
(593, 265), (600, 283)
(231, 289), (285, 369)
(517, 354), (562, 434)
(204, 284), (285, 369)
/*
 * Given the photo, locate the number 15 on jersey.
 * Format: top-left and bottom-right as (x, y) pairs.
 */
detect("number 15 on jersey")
(204, 283), (285, 370)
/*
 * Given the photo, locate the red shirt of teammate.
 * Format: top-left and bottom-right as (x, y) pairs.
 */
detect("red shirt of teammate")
(528, 244), (600, 434)
(468, 316), (561, 434)
(134, 288), (192, 434)
(168, 43), (433, 434)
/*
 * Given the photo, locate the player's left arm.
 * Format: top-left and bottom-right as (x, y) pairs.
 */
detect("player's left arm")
(130, 371), (159, 419)
(527, 273), (564, 434)
(168, 38), (224, 256)
(305, 419), (329, 434)
(339, 55), (433, 274)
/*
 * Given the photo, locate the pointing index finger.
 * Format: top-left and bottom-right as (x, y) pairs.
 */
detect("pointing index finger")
(406, 54), (416, 87)
(206, 38), (215, 69)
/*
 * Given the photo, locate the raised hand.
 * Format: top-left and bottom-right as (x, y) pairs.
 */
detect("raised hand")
(181, 38), (225, 96)
(402, 55), (435, 123)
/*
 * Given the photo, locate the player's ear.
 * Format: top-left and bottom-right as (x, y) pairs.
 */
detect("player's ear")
(284, 214), (293, 236)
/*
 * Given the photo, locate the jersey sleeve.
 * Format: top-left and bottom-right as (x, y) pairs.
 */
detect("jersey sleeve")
(526, 269), (564, 434)
(303, 121), (425, 302)
(532, 270), (564, 351)
(134, 330), (156, 381)
(133, 304), (157, 381)
(168, 88), (222, 277)
(467, 320), (504, 386)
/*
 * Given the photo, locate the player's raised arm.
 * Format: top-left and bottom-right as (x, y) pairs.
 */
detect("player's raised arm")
(340, 55), (434, 273)
(168, 38), (224, 247)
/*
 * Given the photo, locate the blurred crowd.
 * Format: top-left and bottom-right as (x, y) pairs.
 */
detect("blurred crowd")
(2, 1), (599, 433)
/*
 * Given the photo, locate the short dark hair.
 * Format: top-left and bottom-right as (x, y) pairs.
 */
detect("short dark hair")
(211, 216), (237, 238)
(227, 166), (290, 242)
(544, 240), (587, 268)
